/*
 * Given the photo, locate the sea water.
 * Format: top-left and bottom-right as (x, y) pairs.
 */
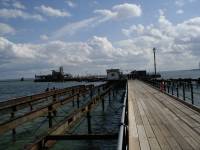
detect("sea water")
(160, 69), (200, 79)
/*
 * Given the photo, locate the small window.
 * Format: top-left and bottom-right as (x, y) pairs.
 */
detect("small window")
(111, 73), (115, 76)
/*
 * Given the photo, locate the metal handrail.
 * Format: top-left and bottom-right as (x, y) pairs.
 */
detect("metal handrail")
(144, 79), (200, 107)
(117, 82), (128, 150)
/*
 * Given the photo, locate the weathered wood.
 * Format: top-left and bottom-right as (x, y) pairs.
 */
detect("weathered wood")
(0, 89), (88, 134)
(0, 85), (88, 114)
(128, 80), (200, 150)
(24, 86), (111, 150)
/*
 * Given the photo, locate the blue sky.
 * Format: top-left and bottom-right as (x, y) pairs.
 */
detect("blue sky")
(0, 0), (200, 79)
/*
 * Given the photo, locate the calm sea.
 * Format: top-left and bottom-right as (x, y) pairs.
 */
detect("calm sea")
(160, 69), (200, 79)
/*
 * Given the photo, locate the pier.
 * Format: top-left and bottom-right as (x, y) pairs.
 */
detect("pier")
(0, 80), (200, 149)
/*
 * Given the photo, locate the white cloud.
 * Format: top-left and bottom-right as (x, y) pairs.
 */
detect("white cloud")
(112, 3), (142, 19)
(2, 11), (200, 77)
(52, 3), (142, 39)
(0, 23), (15, 35)
(0, 35), (144, 77)
(122, 24), (144, 37)
(0, 8), (44, 21)
(40, 34), (48, 40)
(52, 17), (97, 38)
(35, 5), (70, 17)
(95, 3), (142, 20)
(121, 14), (200, 71)
(176, 9), (184, 14)
(12, 1), (26, 9)
(65, 0), (76, 8)
(0, 37), (38, 60)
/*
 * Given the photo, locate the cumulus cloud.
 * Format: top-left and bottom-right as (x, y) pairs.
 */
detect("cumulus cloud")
(121, 13), (200, 70)
(0, 35), (145, 77)
(95, 3), (142, 20)
(0, 23), (15, 35)
(112, 3), (142, 18)
(0, 8), (44, 21)
(2, 12), (200, 77)
(35, 5), (71, 17)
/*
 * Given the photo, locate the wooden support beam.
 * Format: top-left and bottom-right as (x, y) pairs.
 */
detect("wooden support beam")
(0, 90), (88, 135)
(24, 86), (111, 150)
(0, 84), (105, 135)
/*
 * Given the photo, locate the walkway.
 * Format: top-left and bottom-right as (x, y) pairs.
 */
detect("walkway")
(128, 80), (200, 150)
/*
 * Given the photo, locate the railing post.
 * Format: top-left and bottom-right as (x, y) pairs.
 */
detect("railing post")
(98, 87), (100, 97)
(30, 96), (33, 111)
(167, 82), (170, 93)
(87, 111), (92, 134)
(102, 97), (105, 112)
(77, 93), (80, 108)
(191, 84), (194, 105)
(48, 105), (53, 128)
(11, 106), (16, 142)
(176, 84), (179, 98)
(109, 89), (111, 104)
(72, 89), (75, 107)
(164, 81), (166, 92)
(172, 82), (174, 95)
(53, 93), (56, 102)
(90, 89), (93, 100)
(183, 83), (185, 101)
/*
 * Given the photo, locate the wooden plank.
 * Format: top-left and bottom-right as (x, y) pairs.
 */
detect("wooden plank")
(128, 81), (140, 150)
(139, 81), (199, 149)
(128, 96), (140, 150)
(140, 96), (178, 149)
(143, 83), (200, 146)
(128, 80), (200, 150)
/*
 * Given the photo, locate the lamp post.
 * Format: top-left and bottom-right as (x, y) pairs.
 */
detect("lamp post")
(153, 48), (156, 76)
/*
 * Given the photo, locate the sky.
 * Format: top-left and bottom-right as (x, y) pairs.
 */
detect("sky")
(0, 0), (200, 79)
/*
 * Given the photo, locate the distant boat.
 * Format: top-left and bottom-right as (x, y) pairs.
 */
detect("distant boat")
(20, 77), (24, 81)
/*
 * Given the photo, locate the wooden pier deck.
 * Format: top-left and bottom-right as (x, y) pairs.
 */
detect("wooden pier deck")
(128, 80), (200, 150)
